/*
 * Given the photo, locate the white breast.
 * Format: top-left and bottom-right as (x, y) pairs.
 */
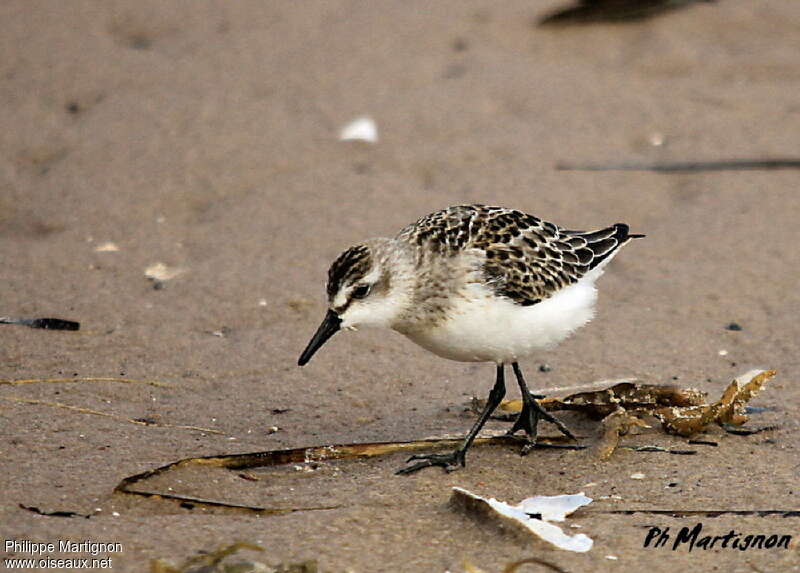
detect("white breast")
(398, 278), (598, 363)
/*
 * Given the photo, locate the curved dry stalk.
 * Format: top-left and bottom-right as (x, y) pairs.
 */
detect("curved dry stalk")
(0, 396), (222, 434)
(0, 376), (172, 388)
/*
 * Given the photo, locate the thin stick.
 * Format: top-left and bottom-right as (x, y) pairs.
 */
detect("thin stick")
(0, 376), (171, 388)
(556, 158), (800, 173)
(1, 396), (222, 434)
(535, 377), (638, 395)
(588, 509), (800, 517)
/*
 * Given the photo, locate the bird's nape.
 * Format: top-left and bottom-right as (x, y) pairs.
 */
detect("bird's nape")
(298, 309), (341, 366)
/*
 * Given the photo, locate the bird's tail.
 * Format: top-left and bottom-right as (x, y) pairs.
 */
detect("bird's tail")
(571, 223), (644, 271)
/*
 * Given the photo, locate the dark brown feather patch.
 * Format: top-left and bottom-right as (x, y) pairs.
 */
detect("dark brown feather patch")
(327, 244), (372, 300)
(397, 205), (641, 306)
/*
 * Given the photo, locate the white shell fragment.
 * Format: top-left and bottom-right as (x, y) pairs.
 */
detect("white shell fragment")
(516, 492), (593, 522)
(339, 116), (378, 143)
(451, 487), (593, 552)
(94, 242), (119, 252)
(144, 262), (185, 282)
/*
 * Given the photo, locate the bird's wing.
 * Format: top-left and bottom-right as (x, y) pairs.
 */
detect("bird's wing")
(398, 205), (638, 306)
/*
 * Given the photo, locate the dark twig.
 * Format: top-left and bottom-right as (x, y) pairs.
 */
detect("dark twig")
(618, 445), (697, 455)
(722, 424), (779, 436)
(556, 159), (800, 173)
(688, 439), (718, 446)
(589, 509), (800, 517)
(0, 316), (80, 331)
(19, 504), (91, 518)
(539, 0), (716, 26)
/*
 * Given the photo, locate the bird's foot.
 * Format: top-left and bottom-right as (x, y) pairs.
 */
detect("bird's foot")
(395, 449), (465, 475)
(506, 394), (577, 455)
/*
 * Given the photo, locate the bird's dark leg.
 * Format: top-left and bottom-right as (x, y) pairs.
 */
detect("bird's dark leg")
(396, 364), (506, 475)
(507, 362), (576, 455)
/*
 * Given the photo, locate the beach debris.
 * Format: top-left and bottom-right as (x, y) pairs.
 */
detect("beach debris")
(594, 508), (800, 518)
(618, 445), (695, 455)
(287, 298), (314, 314)
(144, 262), (185, 289)
(722, 424), (778, 436)
(688, 439), (718, 446)
(488, 381), (707, 420)
(652, 369), (776, 436)
(451, 37), (469, 52)
(114, 434), (571, 514)
(463, 556), (569, 573)
(150, 542), (275, 573)
(478, 369), (776, 457)
(555, 158), (800, 172)
(0, 376), (169, 388)
(19, 504), (92, 519)
(451, 487), (593, 552)
(725, 322), (743, 331)
(209, 326), (231, 338)
(595, 409), (648, 460)
(538, 0), (716, 26)
(1, 395), (222, 434)
(338, 116), (378, 143)
(630, 473), (646, 480)
(0, 316), (80, 331)
(149, 542), (320, 573)
(0, 375), (223, 434)
(111, 371), (776, 514)
(94, 241), (119, 252)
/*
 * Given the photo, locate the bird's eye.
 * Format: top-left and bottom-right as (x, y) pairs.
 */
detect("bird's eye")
(352, 284), (371, 299)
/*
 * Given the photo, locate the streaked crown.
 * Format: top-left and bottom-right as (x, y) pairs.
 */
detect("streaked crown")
(327, 244), (372, 301)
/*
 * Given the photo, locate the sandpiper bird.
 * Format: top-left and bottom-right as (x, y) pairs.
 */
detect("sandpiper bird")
(298, 205), (643, 474)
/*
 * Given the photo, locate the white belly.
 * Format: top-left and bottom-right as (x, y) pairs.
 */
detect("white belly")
(399, 279), (598, 363)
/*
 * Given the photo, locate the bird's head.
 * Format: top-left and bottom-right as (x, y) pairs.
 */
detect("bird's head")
(298, 239), (411, 366)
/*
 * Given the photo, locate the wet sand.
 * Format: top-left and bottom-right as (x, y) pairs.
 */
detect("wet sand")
(1, 1), (799, 571)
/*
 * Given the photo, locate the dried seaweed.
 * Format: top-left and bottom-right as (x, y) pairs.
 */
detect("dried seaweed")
(594, 409), (648, 460)
(111, 371), (776, 514)
(464, 557), (570, 573)
(115, 435), (573, 514)
(150, 542), (272, 573)
(479, 370), (776, 457)
(652, 370), (776, 436)
(485, 381), (706, 420)
(549, 381), (707, 419)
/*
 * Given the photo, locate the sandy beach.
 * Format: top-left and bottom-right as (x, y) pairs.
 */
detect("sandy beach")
(1, 1), (799, 571)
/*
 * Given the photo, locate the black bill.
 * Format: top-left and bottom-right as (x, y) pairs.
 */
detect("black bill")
(298, 309), (341, 366)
